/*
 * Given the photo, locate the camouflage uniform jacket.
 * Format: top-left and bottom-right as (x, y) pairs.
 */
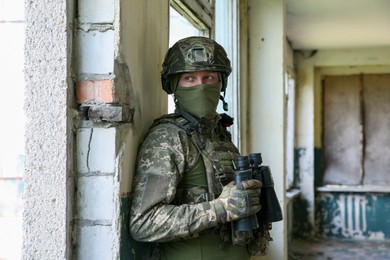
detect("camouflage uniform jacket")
(129, 113), (239, 242)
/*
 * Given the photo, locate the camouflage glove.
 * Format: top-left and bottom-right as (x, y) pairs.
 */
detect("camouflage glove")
(211, 179), (262, 223)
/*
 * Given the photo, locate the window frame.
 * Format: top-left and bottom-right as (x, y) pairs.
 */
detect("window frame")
(215, 0), (240, 147)
(170, 0), (214, 35)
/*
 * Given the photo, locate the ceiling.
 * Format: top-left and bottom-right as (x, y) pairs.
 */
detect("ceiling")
(286, 0), (390, 50)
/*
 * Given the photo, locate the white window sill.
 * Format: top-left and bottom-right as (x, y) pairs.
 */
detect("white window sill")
(317, 185), (390, 193)
(286, 188), (301, 203)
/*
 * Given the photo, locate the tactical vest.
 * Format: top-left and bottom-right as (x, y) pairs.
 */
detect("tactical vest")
(150, 113), (240, 202)
(147, 113), (271, 258)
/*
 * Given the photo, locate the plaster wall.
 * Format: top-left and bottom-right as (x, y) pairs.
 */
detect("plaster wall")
(117, 0), (169, 194)
(23, 0), (75, 259)
(296, 47), (390, 146)
(116, 1), (169, 257)
(247, 0), (287, 259)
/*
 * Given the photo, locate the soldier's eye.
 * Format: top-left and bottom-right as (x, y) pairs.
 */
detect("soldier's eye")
(203, 73), (218, 83)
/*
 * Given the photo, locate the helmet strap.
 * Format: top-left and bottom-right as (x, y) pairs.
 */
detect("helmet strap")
(175, 106), (208, 134)
(220, 93), (228, 111)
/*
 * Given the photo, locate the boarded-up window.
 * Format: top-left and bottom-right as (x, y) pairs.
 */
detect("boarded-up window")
(323, 74), (390, 185)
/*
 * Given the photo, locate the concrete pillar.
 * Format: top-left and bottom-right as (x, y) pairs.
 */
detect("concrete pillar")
(247, 0), (287, 259)
(295, 62), (315, 237)
(23, 0), (75, 259)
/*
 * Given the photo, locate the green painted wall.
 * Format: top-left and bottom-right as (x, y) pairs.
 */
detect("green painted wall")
(292, 197), (313, 239)
(292, 147), (390, 241)
(317, 192), (390, 239)
(120, 196), (132, 259)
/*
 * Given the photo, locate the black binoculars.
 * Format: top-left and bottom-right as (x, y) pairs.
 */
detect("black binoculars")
(232, 153), (283, 244)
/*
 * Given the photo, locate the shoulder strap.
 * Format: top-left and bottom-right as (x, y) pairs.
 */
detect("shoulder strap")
(150, 112), (235, 148)
(150, 113), (205, 150)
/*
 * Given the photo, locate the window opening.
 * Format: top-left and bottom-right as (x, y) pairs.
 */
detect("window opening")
(0, 0), (25, 259)
(215, 0), (239, 147)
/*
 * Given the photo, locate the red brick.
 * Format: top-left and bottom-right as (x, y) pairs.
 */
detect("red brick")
(76, 80), (114, 104)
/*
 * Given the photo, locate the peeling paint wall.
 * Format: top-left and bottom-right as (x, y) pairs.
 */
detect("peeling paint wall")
(317, 192), (390, 240)
(294, 47), (390, 240)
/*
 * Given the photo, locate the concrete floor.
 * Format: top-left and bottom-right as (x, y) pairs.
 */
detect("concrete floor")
(289, 238), (390, 260)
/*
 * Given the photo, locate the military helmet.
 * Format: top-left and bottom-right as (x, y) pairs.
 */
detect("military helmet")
(161, 36), (232, 94)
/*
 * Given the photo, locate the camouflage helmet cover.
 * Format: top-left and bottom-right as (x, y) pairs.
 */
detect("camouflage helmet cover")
(161, 36), (232, 94)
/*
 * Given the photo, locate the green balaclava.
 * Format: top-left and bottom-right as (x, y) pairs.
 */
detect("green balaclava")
(174, 82), (222, 120)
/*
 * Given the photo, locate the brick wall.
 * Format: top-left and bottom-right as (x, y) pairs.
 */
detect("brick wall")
(73, 0), (169, 259)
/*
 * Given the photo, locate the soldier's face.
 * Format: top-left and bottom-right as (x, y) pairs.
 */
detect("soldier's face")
(178, 71), (219, 87)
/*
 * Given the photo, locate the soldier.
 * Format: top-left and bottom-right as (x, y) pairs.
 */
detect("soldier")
(130, 36), (266, 259)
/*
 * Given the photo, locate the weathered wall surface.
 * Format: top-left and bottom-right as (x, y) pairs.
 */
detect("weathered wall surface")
(23, 0), (75, 259)
(23, 0), (168, 259)
(294, 47), (390, 239)
(74, 0), (169, 259)
(116, 1), (169, 258)
(317, 192), (390, 240)
(247, 0), (287, 259)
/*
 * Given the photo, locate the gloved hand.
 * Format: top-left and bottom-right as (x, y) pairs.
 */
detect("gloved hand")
(211, 179), (262, 223)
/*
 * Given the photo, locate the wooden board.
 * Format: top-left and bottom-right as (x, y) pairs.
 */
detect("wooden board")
(363, 74), (390, 184)
(323, 75), (362, 185)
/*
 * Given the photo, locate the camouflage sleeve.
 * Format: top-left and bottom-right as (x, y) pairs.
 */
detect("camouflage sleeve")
(129, 123), (219, 242)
